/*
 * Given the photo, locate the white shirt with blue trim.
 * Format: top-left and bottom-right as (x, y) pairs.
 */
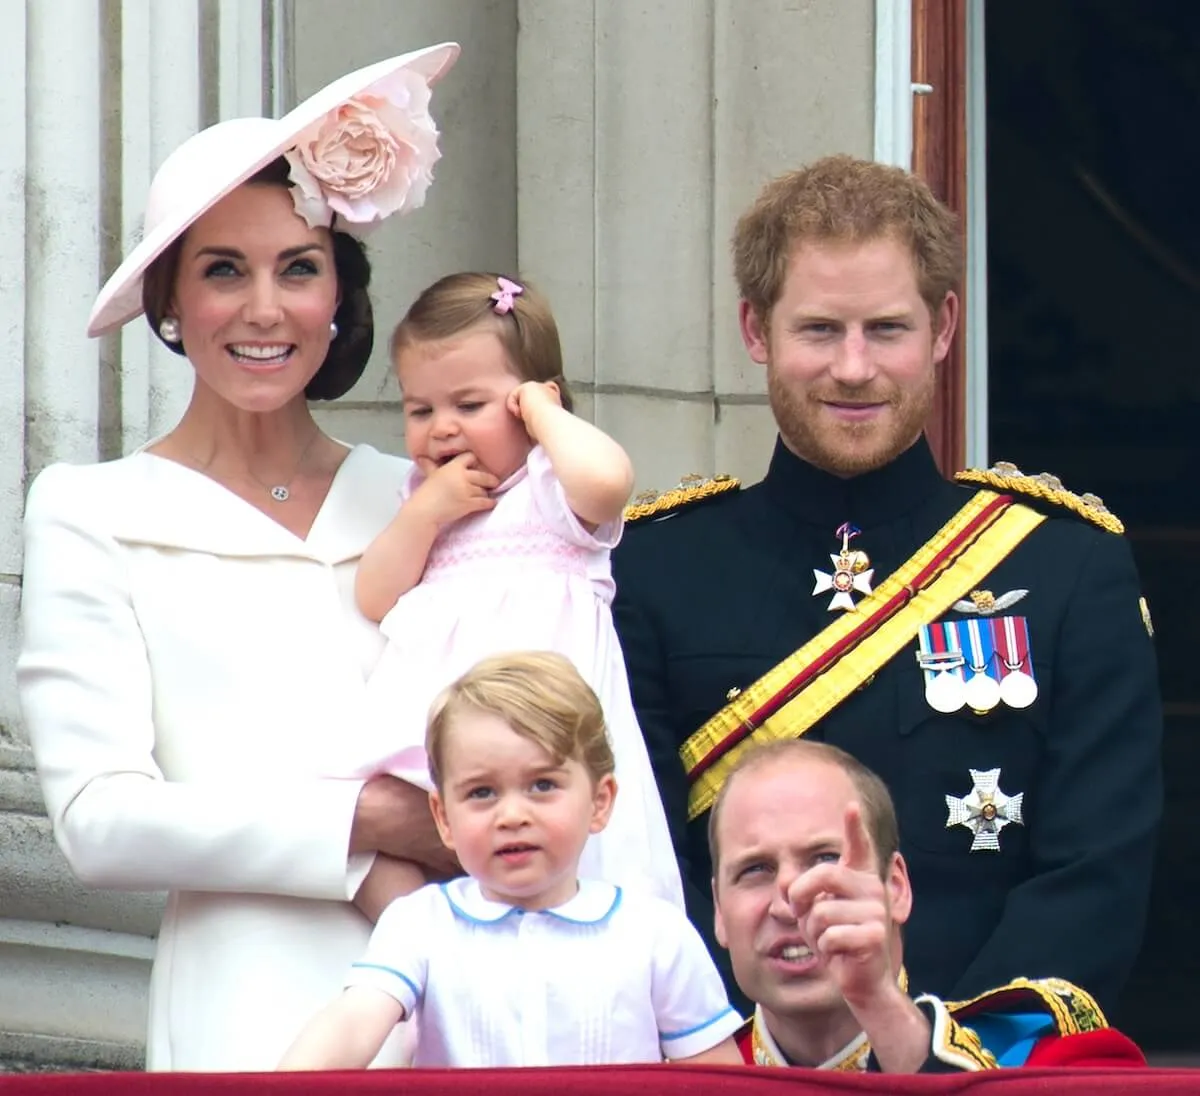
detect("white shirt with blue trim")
(346, 877), (741, 1066)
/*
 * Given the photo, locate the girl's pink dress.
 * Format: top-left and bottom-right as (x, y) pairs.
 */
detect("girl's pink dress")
(359, 446), (684, 908)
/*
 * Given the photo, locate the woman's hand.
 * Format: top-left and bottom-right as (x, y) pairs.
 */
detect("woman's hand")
(350, 775), (460, 877)
(353, 854), (427, 923)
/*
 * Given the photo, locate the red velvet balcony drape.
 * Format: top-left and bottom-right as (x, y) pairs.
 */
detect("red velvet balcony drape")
(0, 1066), (1195, 1095)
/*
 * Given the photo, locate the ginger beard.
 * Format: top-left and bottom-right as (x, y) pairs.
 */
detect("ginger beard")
(765, 360), (937, 478)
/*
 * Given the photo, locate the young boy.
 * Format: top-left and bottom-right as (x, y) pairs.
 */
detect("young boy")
(280, 651), (742, 1069)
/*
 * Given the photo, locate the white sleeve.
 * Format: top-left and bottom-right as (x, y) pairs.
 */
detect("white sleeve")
(17, 464), (370, 900)
(526, 446), (623, 550)
(344, 885), (437, 1016)
(649, 901), (743, 1058)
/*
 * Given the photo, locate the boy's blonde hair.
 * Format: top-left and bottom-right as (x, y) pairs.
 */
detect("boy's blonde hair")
(390, 271), (574, 412)
(425, 651), (614, 789)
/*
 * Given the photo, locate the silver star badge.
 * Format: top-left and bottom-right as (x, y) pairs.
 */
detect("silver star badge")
(812, 523), (874, 612)
(812, 554), (875, 612)
(945, 768), (1024, 851)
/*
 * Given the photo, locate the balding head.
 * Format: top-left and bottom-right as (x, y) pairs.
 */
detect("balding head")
(709, 740), (899, 882)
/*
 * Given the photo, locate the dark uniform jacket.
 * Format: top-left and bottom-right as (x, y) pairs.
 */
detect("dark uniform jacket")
(611, 436), (1162, 1016)
(736, 976), (1145, 1071)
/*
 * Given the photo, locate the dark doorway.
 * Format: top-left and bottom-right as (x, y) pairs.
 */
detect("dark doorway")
(987, 0), (1200, 1053)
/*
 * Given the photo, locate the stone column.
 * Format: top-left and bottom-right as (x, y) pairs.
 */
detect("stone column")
(217, 0), (267, 120)
(0, 0), (276, 1069)
(0, 5), (28, 748)
(24, 0), (102, 478)
(114, 0), (204, 451)
(518, 0), (875, 492)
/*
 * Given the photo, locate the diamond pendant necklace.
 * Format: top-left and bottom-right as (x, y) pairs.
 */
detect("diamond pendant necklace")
(247, 427), (322, 502)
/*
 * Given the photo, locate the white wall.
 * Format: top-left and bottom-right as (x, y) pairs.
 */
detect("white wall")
(295, 0), (520, 453)
(298, 0), (874, 491)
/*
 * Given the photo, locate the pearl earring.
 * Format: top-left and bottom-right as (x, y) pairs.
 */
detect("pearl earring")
(159, 317), (181, 343)
(329, 321), (339, 339)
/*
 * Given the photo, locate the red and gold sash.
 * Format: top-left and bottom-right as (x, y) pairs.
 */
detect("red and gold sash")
(682, 490), (1046, 819)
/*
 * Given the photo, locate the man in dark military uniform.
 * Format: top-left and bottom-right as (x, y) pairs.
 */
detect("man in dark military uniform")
(611, 154), (1162, 1018)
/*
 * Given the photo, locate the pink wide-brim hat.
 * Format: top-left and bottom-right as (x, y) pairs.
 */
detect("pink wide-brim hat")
(87, 41), (460, 338)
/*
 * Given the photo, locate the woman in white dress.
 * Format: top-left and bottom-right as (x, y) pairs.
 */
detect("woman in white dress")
(17, 43), (461, 1072)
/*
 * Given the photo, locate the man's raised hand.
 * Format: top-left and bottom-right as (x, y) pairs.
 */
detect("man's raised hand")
(785, 802), (896, 1008)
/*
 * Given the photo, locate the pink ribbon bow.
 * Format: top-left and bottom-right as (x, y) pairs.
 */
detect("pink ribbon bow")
(490, 276), (524, 315)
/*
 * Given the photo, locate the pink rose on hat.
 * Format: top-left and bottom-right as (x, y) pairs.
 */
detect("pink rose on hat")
(285, 67), (442, 233)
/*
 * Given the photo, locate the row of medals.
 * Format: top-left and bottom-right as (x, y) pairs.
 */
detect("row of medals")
(921, 646), (1037, 715)
(814, 529), (1038, 716)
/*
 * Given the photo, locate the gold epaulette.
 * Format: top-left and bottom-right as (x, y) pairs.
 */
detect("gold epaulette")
(954, 462), (1124, 535)
(623, 473), (740, 524)
(946, 977), (1108, 1037)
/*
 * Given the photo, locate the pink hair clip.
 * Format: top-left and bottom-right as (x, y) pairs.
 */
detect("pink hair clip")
(490, 276), (524, 315)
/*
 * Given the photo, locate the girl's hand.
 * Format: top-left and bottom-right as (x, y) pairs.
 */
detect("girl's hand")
(408, 453), (499, 527)
(506, 380), (562, 424)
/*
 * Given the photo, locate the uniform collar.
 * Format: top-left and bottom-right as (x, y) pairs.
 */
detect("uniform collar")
(751, 1007), (870, 1071)
(763, 434), (945, 528)
(440, 876), (622, 926)
(750, 967), (909, 1070)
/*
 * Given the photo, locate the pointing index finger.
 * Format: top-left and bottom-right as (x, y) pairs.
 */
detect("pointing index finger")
(841, 802), (874, 874)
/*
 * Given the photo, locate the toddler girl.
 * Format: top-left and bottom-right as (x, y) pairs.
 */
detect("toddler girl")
(356, 272), (682, 909)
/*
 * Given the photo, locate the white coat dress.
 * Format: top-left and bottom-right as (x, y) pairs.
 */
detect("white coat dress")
(17, 444), (416, 1071)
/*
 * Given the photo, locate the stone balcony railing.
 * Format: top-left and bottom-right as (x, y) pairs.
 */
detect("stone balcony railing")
(0, 742), (158, 1070)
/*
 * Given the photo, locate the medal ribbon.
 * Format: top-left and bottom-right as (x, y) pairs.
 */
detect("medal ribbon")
(994, 615), (1030, 677)
(917, 623), (964, 686)
(942, 620), (966, 666)
(964, 618), (995, 677)
(921, 621), (943, 659)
